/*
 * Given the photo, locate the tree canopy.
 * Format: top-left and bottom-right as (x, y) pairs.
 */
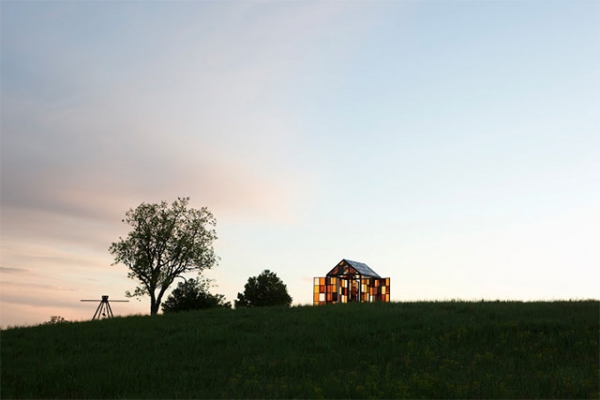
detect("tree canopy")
(235, 270), (292, 308)
(109, 197), (217, 315)
(162, 277), (231, 313)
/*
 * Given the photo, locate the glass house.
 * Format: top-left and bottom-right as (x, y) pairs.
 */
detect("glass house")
(313, 259), (390, 305)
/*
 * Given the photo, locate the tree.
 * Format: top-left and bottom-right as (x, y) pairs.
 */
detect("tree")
(109, 197), (217, 315)
(162, 277), (231, 313)
(44, 316), (68, 325)
(235, 270), (292, 308)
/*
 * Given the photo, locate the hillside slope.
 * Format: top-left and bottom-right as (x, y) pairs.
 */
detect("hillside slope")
(2, 301), (598, 399)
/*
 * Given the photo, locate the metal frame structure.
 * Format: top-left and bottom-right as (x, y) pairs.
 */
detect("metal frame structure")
(81, 295), (129, 320)
(313, 259), (390, 305)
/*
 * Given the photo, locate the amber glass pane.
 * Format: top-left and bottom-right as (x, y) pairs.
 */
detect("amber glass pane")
(386, 294), (390, 302)
(327, 293), (332, 302)
(314, 293), (319, 303)
(386, 278), (390, 286)
(314, 285), (319, 293)
(319, 285), (325, 293)
(319, 277), (325, 285)
(382, 287), (386, 294)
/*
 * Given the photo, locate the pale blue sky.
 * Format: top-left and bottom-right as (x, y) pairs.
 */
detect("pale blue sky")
(1, 1), (598, 326)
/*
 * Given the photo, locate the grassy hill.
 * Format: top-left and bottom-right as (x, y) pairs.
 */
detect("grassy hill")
(1, 301), (598, 399)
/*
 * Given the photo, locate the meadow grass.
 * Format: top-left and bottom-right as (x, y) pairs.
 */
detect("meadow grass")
(1, 300), (598, 399)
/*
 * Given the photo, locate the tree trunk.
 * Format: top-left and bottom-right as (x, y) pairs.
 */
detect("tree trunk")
(150, 293), (159, 315)
(153, 286), (168, 316)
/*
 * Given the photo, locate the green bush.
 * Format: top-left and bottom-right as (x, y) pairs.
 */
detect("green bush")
(162, 278), (230, 313)
(235, 269), (292, 308)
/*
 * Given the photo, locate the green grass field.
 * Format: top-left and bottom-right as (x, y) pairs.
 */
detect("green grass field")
(1, 301), (598, 399)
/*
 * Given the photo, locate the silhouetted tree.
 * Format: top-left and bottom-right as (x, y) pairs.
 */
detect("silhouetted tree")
(109, 197), (217, 315)
(44, 316), (68, 325)
(162, 277), (231, 313)
(235, 270), (292, 308)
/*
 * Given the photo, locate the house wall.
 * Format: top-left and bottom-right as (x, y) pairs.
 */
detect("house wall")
(313, 276), (390, 305)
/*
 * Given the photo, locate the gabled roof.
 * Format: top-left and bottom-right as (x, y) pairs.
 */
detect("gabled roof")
(326, 259), (382, 278)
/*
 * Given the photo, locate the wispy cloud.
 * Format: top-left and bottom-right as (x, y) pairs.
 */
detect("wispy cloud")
(1, 281), (77, 292)
(0, 267), (29, 274)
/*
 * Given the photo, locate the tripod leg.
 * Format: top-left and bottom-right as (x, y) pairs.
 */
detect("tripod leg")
(107, 302), (114, 318)
(93, 301), (103, 320)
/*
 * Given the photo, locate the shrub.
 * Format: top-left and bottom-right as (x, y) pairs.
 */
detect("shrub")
(162, 278), (231, 313)
(235, 269), (292, 308)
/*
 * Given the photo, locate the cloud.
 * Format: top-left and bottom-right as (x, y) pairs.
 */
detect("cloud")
(1, 281), (77, 292)
(0, 267), (28, 274)
(1, 1), (385, 232)
(2, 1), (352, 229)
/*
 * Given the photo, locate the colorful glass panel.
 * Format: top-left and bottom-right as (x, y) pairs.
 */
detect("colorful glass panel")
(313, 275), (390, 305)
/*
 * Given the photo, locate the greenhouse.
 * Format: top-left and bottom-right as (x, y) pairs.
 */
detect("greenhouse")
(313, 259), (390, 305)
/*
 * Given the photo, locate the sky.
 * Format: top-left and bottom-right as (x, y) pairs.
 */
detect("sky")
(1, 0), (598, 327)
